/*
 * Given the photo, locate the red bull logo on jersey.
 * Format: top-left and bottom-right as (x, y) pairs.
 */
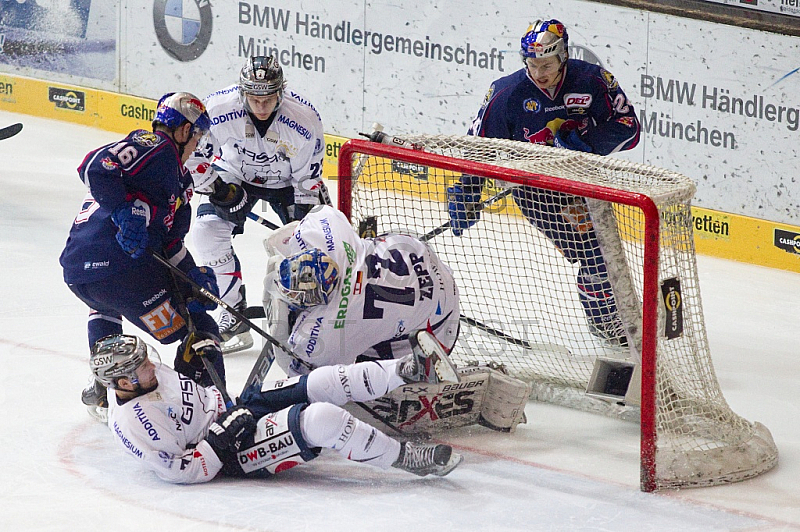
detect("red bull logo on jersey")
(523, 126), (554, 145)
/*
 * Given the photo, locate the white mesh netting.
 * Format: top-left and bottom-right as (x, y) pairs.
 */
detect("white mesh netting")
(341, 134), (777, 490)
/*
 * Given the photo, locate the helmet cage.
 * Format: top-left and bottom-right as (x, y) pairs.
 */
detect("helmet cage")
(275, 249), (340, 310)
(90, 335), (158, 389)
(520, 19), (568, 64)
(239, 56), (285, 95)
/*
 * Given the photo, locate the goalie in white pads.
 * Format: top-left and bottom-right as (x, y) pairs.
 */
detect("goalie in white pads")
(92, 332), (463, 483)
(263, 204), (531, 433)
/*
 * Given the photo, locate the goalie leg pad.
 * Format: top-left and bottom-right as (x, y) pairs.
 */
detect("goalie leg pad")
(234, 404), (319, 477)
(477, 366), (532, 433)
(344, 365), (530, 434)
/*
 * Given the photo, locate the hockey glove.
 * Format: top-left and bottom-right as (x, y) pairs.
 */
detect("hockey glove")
(287, 202), (313, 222)
(186, 266), (219, 313)
(554, 129), (592, 153)
(174, 331), (222, 386)
(206, 406), (256, 454)
(447, 184), (482, 236)
(111, 201), (150, 259)
(209, 179), (250, 225)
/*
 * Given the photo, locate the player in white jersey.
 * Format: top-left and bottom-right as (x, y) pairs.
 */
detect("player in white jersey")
(263, 205), (460, 377)
(93, 333), (462, 483)
(186, 56), (329, 354)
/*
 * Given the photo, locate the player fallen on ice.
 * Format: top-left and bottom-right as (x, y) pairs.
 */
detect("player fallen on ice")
(448, 19), (641, 347)
(90, 332), (463, 483)
(262, 205), (532, 435)
(186, 56), (330, 354)
(59, 92), (225, 423)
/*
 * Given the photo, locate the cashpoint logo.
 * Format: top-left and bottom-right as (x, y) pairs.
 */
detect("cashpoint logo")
(774, 228), (800, 255)
(48, 88), (85, 112)
(153, 0), (213, 62)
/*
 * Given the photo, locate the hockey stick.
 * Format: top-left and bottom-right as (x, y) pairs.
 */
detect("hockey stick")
(0, 123), (22, 141)
(246, 211), (279, 230)
(420, 186), (514, 242)
(148, 250), (302, 368)
(158, 251), (234, 407)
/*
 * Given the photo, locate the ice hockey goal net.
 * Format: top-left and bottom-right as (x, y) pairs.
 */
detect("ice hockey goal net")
(337, 134), (777, 491)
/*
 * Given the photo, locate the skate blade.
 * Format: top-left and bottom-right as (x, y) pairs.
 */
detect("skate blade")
(221, 331), (255, 354)
(86, 405), (108, 424)
(415, 331), (460, 384)
(433, 452), (464, 477)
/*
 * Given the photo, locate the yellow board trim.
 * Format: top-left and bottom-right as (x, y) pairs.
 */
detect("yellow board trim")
(1, 72), (798, 273)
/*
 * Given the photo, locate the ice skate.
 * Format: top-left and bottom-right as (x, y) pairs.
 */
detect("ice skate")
(218, 286), (254, 354)
(81, 377), (108, 423)
(588, 315), (629, 348)
(392, 441), (463, 477)
(398, 330), (459, 384)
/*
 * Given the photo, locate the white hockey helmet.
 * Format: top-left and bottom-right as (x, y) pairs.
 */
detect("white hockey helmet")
(275, 249), (340, 310)
(520, 19), (569, 64)
(90, 335), (159, 389)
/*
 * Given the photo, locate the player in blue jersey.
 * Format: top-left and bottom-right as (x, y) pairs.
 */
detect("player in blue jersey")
(448, 19), (641, 346)
(60, 92), (225, 422)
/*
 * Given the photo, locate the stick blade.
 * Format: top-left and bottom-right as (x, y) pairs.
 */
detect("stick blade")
(0, 123), (22, 141)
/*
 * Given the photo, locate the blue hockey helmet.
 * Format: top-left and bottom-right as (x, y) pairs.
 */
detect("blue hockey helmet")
(152, 92), (211, 137)
(275, 249), (340, 310)
(520, 19), (569, 64)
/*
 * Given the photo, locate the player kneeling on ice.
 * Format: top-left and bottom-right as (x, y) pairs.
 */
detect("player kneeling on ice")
(262, 205), (532, 434)
(91, 333), (462, 483)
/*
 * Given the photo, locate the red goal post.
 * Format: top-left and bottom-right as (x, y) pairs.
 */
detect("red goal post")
(337, 135), (777, 491)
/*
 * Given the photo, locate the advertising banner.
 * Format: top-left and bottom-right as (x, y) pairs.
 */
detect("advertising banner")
(1, 1), (799, 226)
(0, 0), (117, 83)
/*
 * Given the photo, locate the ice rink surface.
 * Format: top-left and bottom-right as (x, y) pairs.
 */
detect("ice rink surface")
(1, 111), (798, 531)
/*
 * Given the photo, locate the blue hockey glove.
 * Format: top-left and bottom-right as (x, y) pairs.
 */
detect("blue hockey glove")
(554, 129), (592, 153)
(186, 266), (219, 313)
(111, 201), (149, 259)
(447, 184), (482, 236)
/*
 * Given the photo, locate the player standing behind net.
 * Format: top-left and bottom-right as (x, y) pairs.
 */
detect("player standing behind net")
(59, 93), (226, 422)
(448, 19), (641, 346)
(92, 333), (462, 483)
(186, 56), (329, 354)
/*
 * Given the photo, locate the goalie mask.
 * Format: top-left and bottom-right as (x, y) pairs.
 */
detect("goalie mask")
(275, 249), (340, 310)
(90, 334), (161, 389)
(520, 19), (568, 64)
(239, 55), (286, 113)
